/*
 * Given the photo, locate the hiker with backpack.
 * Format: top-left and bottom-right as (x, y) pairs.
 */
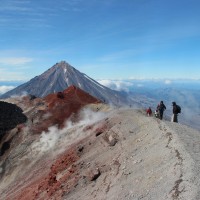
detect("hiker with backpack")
(171, 102), (181, 123)
(157, 101), (166, 120)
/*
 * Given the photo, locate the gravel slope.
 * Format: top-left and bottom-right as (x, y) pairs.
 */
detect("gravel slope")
(65, 108), (200, 200)
(1, 107), (200, 200)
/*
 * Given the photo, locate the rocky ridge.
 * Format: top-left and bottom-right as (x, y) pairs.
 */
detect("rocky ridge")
(0, 104), (200, 199)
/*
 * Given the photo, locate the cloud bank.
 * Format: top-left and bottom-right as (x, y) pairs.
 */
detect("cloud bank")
(164, 80), (172, 84)
(0, 85), (15, 94)
(98, 79), (134, 92)
(0, 57), (33, 65)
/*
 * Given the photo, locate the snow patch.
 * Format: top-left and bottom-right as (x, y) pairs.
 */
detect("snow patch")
(65, 77), (69, 84)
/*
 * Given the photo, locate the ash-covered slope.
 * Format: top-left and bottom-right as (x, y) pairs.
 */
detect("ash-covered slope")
(1, 105), (200, 200)
(1, 61), (130, 106)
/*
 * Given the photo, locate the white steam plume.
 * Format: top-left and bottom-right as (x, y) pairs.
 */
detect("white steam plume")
(30, 108), (108, 156)
(11, 91), (28, 99)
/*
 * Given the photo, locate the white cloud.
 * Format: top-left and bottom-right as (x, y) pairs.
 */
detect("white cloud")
(137, 84), (143, 87)
(0, 85), (15, 94)
(164, 80), (172, 84)
(0, 69), (29, 81)
(0, 0), (31, 12)
(98, 79), (133, 92)
(98, 49), (137, 62)
(0, 57), (33, 65)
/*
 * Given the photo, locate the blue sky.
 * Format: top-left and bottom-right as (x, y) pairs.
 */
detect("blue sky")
(0, 0), (200, 82)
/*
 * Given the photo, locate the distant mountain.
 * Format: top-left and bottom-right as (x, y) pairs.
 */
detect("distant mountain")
(0, 61), (131, 106)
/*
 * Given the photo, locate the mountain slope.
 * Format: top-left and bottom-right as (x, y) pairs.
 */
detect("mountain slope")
(0, 107), (200, 199)
(0, 61), (130, 106)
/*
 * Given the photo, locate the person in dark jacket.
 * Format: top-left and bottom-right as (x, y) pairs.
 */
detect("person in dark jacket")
(171, 102), (178, 122)
(157, 101), (166, 120)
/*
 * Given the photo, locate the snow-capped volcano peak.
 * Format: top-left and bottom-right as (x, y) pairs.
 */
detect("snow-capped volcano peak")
(1, 61), (130, 105)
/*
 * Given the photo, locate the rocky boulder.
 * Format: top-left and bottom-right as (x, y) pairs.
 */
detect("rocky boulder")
(0, 101), (27, 141)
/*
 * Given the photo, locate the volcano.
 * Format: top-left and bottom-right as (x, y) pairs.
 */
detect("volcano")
(1, 61), (130, 106)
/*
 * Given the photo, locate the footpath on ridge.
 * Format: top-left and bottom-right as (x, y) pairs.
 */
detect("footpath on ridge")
(1, 107), (200, 200)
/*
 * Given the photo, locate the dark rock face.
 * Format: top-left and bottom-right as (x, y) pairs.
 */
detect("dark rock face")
(0, 101), (27, 141)
(0, 140), (10, 156)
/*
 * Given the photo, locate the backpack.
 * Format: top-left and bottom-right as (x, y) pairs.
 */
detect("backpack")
(176, 105), (181, 113)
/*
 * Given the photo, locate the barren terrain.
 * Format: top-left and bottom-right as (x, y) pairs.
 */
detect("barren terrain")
(1, 103), (200, 199)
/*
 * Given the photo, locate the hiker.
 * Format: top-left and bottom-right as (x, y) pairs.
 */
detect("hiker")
(146, 107), (152, 116)
(171, 102), (181, 123)
(157, 101), (166, 120)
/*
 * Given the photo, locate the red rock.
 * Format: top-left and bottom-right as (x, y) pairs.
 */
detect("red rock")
(0, 86), (103, 200)
(31, 85), (101, 133)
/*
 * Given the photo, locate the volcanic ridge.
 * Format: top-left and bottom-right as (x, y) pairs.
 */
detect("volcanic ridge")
(0, 84), (200, 200)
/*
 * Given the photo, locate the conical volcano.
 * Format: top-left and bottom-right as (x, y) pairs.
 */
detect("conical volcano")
(1, 61), (129, 105)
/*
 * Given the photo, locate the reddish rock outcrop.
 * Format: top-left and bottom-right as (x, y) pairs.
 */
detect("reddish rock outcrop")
(13, 147), (80, 200)
(31, 85), (102, 133)
(0, 85), (106, 200)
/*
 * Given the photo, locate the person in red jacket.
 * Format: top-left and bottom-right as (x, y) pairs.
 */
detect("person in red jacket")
(146, 107), (152, 116)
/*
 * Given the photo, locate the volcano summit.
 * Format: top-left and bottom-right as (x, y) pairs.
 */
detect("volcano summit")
(1, 61), (130, 106)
